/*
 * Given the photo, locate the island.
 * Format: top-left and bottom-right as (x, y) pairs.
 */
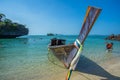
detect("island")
(47, 33), (55, 36)
(0, 13), (29, 38)
(105, 34), (120, 41)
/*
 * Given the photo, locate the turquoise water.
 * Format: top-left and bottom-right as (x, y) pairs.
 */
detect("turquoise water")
(0, 35), (120, 80)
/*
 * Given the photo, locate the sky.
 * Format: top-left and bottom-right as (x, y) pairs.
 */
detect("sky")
(0, 0), (120, 35)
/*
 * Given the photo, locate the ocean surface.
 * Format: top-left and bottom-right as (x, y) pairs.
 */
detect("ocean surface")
(0, 35), (120, 80)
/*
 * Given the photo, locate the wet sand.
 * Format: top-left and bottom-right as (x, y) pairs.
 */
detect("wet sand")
(1, 56), (119, 80)
(0, 55), (119, 80)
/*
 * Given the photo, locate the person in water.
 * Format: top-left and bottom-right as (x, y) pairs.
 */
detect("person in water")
(106, 42), (113, 52)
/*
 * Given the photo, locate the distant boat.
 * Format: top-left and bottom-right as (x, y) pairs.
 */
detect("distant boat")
(48, 6), (101, 71)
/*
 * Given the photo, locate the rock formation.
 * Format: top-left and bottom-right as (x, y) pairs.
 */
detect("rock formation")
(105, 34), (120, 41)
(0, 13), (29, 38)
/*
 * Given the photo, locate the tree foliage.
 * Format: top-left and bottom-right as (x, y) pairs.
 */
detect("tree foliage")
(0, 13), (29, 38)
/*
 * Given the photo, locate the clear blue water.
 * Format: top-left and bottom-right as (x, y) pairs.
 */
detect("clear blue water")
(0, 35), (120, 80)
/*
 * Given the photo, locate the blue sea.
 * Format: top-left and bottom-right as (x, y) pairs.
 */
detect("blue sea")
(0, 35), (120, 80)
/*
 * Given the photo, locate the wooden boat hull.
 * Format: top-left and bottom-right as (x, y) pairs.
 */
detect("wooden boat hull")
(48, 44), (75, 62)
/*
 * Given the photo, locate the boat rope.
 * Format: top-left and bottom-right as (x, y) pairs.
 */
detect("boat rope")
(66, 69), (72, 80)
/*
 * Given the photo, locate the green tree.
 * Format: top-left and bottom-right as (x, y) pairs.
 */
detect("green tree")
(4, 18), (12, 26)
(0, 13), (5, 22)
(0, 13), (29, 38)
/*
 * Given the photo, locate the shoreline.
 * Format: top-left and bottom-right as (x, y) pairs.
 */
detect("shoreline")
(0, 35), (120, 80)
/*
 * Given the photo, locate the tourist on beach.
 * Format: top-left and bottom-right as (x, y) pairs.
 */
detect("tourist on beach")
(106, 42), (113, 52)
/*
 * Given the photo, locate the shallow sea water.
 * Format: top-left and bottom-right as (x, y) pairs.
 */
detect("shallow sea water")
(0, 35), (120, 80)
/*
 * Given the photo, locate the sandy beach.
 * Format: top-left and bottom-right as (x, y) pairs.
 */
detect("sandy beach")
(3, 54), (119, 80)
(47, 55), (120, 80)
(72, 57), (120, 80)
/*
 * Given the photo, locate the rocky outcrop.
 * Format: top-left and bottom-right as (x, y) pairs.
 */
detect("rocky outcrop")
(47, 33), (55, 36)
(0, 24), (28, 38)
(0, 13), (29, 38)
(105, 34), (120, 41)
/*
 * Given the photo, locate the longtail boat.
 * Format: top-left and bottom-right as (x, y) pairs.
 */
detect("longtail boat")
(48, 6), (101, 80)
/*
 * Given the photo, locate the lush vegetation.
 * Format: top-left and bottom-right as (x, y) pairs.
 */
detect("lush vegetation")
(0, 13), (29, 38)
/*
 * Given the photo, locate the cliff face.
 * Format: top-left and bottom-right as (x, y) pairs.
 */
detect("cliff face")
(0, 24), (28, 38)
(0, 13), (29, 38)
